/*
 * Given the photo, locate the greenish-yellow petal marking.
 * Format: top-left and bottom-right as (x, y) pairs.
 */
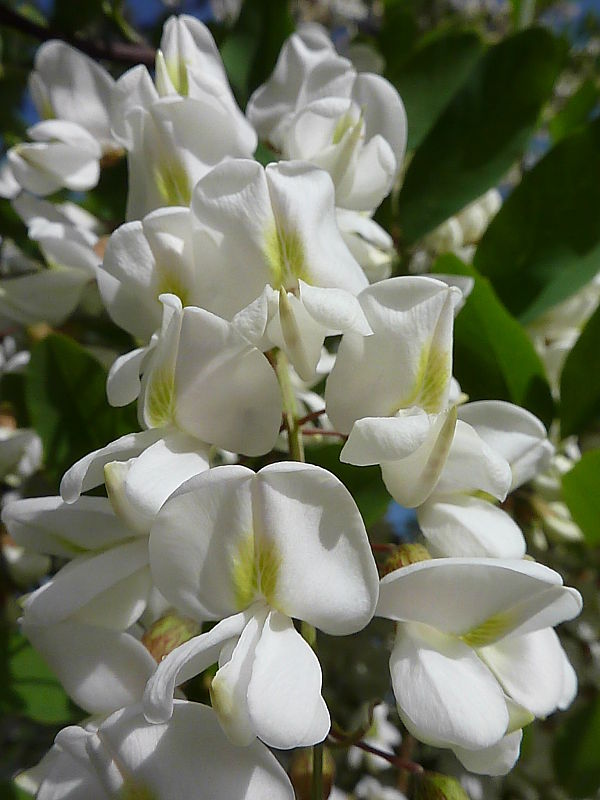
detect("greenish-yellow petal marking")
(153, 160), (191, 208)
(145, 367), (175, 428)
(232, 533), (281, 610)
(264, 222), (308, 290)
(460, 611), (513, 649)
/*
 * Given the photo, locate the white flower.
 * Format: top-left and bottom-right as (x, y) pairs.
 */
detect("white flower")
(143, 462), (379, 748)
(326, 276), (466, 506)
(376, 557), (582, 773)
(111, 16), (256, 219)
(3, 444), (206, 630)
(32, 702), (294, 800)
(354, 775), (408, 800)
(190, 158), (372, 380)
(417, 401), (553, 558)
(7, 41), (119, 195)
(247, 25), (406, 184)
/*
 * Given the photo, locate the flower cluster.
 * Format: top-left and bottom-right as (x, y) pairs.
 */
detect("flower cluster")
(1, 16), (583, 799)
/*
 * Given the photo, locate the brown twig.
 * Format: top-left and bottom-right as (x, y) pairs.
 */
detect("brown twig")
(0, 5), (155, 66)
(328, 729), (423, 775)
(301, 428), (347, 439)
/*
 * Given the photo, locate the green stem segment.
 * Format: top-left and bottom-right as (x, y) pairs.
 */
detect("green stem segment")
(275, 349), (304, 463)
(275, 349), (323, 798)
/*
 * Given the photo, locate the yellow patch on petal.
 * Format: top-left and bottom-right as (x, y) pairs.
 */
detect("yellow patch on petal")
(166, 57), (189, 96)
(460, 611), (513, 649)
(153, 160), (191, 208)
(159, 273), (190, 307)
(264, 222), (308, 290)
(232, 533), (281, 610)
(393, 341), (451, 415)
(120, 779), (157, 800)
(145, 368), (175, 428)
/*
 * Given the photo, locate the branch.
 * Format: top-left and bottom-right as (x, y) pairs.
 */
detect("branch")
(0, 5), (155, 66)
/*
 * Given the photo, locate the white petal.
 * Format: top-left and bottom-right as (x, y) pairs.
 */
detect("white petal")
(458, 401), (554, 489)
(104, 431), (210, 534)
(99, 701), (294, 799)
(247, 610), (330, 748)
(143, 612), (249, 723)
(149, 465), (255, 619)
(377, 557), (582, 643)
(0, 267), (90, 326)
(266, 161), (367, 293)
(253, 462), (379, 634)
(173, 305), (282, 456)
(106, 347), (146, 407)
(378, 408), (458, 507)
(23, 540), (149, 626)
(434, 419), (512, 501)
(452, 730), (522, 776)
(418, 496), (526, 559)
(351, 72), (407, 170)
(210, 610), (266, 745)
(326, 277), (460, 432)
(22, 620), (156, 715)
(32, 41), (114, 143)
(110, 65), (158, 148)
(390, 622), (508, 750)
(274, 288), (327, 381)
(340, 411), (431, 465)
(60, 428), (166, 502)
(479, 628), (573, 718)
(299, 280), (372, 334)
(2, 495), (134, 557)
(100, 219), (162, 340)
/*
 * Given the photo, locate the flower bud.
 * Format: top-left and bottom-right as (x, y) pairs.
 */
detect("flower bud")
(414, 772), (469, 800)
(141, 612), (200, 663)
(289, 747), (336, 800)
(381, 544), (431, 576)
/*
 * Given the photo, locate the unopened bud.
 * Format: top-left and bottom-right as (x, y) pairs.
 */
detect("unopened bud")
(289, 747), (335, 800)
(381, 544), (431, 576)
(414, 771), (469, 800)
(141, 612), (200, 663)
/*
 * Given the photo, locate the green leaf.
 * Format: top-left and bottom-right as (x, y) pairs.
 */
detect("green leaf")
(25, 334), (138, 484)
(561, 450), (600, 545)
(389, 29), (484, 150)
(305, 444), (391, 527)
(549, 79), (599, 143)
(560, 305), (600, 437)
(432, 254), (553, 425)
(221, 0), (294, 105)
(378, 3), (418, 78)
(0, 627), (77, 725)
(554, 695), (600, 797)
(398, 27), (566, 244)
(475, 118), (600, 323)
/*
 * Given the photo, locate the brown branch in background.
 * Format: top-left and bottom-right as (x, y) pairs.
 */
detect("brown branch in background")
(0, 5), (156, 66)
(328, 728), (423, 775)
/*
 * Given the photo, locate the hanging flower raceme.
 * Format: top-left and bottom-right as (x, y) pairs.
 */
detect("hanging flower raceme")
(190, 158), (372, 380)
(143, 462), (379, 749)
(31, 702), (294, 800)
(8, 41), (120, 195)
(111, 16), (256, 220)
(376, 557), (581, 774)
